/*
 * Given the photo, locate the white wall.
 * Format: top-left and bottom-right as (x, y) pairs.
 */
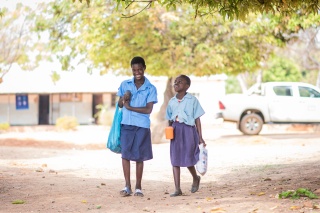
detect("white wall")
(51, 94), (93, 125)
(0, 75), (226, 126)
(0, 94), (38, 125)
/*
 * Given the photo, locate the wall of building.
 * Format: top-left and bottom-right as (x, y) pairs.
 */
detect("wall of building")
(0, 75), (226, 126)
(51, 93), (94, 125)
(0, 94), (38, 125)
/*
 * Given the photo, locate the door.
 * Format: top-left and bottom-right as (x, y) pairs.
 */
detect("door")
(297, 86), (320, 122)
(39, 95), (50, 125)
(268, 86), (299, 122)
(92, 94), (103, 124)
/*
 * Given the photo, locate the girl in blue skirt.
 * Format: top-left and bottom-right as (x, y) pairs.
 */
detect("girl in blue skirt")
(117, 56), (158, 197)
(165, 75), (206, 197)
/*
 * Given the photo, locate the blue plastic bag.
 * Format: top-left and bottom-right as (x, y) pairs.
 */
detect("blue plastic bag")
(107, 103), (122, 154)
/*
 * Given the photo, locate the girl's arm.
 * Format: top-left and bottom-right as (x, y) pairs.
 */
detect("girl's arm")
(123, 101), (154, 114)
(195, 117), (206, 146)
(118, 90), (131, 108)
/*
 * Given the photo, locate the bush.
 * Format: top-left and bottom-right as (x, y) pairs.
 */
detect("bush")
(0, 123), (10, 131)
(94, 104), (113, 126)
(55, 116), (78, 131)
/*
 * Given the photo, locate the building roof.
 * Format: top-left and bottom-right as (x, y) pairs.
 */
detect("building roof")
(0, 65), (227, 94)
(0, 68), (128, 94)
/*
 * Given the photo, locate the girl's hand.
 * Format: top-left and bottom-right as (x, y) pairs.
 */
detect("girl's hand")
(199, 138), (206, 147)
(123, 100), (130, 108)
(124, 90), (131, 102)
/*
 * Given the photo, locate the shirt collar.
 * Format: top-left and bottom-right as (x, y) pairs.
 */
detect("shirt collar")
(128, 77), (151, 90)
(173, 93), (192, 101)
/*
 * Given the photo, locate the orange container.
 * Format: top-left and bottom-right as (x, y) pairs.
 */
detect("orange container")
(165, 126), (174, 139)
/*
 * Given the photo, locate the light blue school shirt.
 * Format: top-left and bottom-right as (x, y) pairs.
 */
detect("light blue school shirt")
(166, 93), (205, 126)
(117, 77), (158, 128)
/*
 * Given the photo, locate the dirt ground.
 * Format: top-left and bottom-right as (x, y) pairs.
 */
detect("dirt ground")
(1, 123), (320, 213)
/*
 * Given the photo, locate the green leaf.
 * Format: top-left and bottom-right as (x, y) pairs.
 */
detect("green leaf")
(12, 200), (25, 204)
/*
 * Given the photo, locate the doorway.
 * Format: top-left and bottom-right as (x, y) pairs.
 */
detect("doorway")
(92, 94), (103, 124)
(39, 95), (50, 125)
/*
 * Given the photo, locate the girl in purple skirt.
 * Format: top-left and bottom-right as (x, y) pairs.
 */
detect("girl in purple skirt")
(165, 75), (206, 197)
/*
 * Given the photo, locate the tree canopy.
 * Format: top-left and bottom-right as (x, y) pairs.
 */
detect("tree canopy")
(76, 0), (320, 20)
(34, 0), (285, 78)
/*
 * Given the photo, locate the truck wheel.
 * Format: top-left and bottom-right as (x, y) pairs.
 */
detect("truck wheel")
(239, 113), (263, 135)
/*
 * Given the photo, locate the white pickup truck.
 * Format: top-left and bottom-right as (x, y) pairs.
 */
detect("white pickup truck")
(216, 82), (320, 135)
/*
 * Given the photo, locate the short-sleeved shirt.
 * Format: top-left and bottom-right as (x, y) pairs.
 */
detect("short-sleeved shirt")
(166, 93), (205, 126)
(117, 77), (158, 128)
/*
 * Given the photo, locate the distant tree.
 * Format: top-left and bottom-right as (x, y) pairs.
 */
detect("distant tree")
(0, 4), (39, 84)
(263, 56), (302, 82)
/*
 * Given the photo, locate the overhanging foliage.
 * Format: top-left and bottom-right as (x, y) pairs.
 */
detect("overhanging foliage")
(75, 0), (320, 20)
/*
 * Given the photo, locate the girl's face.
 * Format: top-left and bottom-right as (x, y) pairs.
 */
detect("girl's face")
(131, 63), (145, 80)
(173, 76), (189, 93)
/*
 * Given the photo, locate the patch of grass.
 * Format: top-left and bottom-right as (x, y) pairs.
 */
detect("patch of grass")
(279, 188), (318, 199)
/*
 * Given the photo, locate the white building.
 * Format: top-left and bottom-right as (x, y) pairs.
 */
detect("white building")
(0, 68), (226, 125)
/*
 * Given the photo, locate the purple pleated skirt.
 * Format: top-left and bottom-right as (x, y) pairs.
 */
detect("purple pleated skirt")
(120, 124), (153, 162)
(170, 122), (200, 167)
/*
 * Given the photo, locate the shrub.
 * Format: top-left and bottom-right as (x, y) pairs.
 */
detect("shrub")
(0, 122), (10, 131)
(55, 116), (78, 131)
(94, 104), (113, 126)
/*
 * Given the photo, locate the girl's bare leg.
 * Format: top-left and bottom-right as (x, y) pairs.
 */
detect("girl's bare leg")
(122, 158), (131, 188)
(135, 161), (143, 190)
(188, 166), (200, 193)
(171, 166), (182, 197)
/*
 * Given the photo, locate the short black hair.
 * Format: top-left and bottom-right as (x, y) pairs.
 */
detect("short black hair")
(131, 56), (146, 67)
(179, 75), (191, 86)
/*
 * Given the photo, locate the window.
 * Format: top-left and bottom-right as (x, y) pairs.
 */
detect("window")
(60, 93), (82, 102)
(273, 86), (292, 96)
(16, 94), (29, 110)
(299, 86), (320, 98)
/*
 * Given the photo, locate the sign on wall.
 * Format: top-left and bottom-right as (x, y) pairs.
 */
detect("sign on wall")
(16, 94), (29, 110)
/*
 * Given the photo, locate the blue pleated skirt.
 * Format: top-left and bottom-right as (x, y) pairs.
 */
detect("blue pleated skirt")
(120, 124), (153, 162)
(170, 122), (200, 167)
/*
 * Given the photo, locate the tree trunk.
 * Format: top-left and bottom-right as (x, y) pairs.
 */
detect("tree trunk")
(237, 74), (248, 93)
(151, 77), (175, 144)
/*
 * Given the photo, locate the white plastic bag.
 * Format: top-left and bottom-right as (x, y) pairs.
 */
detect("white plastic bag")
(196, 143), (208, 176)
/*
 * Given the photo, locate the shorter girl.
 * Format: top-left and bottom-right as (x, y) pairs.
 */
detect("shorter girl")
(165, 75), (206, 197)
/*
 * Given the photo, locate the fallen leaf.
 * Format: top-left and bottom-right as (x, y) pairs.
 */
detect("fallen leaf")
(81, 200), (87, 203)
(258, 192), (266, 196)
(12, 200), (25, 204)
(210, 207), (226, 213)
(206, 197), (212, 201)
(314, 204), (320, 209)
(35, 168), (44, 172)
(96, 205), (101, 209)
(290, 206), (301, 210)
(270, 206), (278, 210)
